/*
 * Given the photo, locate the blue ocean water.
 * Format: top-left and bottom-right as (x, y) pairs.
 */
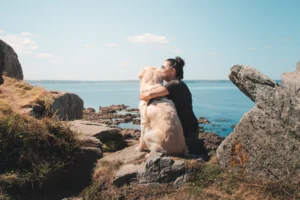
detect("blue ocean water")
(27, 80), (255, 137)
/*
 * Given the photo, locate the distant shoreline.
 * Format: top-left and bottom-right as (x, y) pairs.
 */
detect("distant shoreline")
(26, 80), (281, 83)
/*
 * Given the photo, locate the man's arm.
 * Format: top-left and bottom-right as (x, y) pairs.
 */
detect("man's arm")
(139, 86), (169, 101)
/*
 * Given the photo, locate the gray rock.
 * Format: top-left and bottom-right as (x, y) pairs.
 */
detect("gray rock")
(138, 152), (185, 184)
(113, 163), (145, 186)
(216, 64), (300, 182)
(0, 39), (23, 84)
(69, 120), (118, 139)
(173, 175), (186, 188)
(51, 92), (83, 120)
(99, 144), (146, 164)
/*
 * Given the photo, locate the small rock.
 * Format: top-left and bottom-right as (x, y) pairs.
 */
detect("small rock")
(198, 117), (210, 124)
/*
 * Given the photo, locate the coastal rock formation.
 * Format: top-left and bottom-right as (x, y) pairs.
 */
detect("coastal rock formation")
(199, 132), (224, 152)
(51, 92), (84, 120)
(68, 120), (127, 152)
(98, 147), (201, 187)
(0, 40), (23, 82)
(216, 64), (300, 182)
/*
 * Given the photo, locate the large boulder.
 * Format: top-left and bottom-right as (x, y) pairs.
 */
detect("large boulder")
(51, 92), (84, 120)
(216, 64), (300, 182)
(0, 40), (23, 83)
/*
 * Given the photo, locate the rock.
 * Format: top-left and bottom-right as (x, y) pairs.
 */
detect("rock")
(51, 92), (84, 120)
(32, 103), (44, 118)
(198, 117), (210, 124)
(217, 64), (300, 182)
(132, 118), (141, 125)
(69, 120), (127, 152)
(199, 132), (224, 152)
(58, 147), (102, 190)
(99, 104), (128, 114)
(119, 128), (140, 140)
(231, 124), (236, 128)
(126, 108), (139, 112)
(113, 163), (145, 186)
(85, 107), (96, 113)
(99, 144), (146, 164)
(281, 61), (300, 98)
(78, 136), (102, 149)
(173, 175), (186, 188)
(137, 152), (185, 184)
(0, 40), (23, 82)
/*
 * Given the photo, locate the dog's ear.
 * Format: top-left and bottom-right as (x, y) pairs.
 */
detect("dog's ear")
(138, 70), (144, 80)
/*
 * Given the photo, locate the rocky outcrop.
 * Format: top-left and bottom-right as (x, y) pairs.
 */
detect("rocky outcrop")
(216, 64), (300, 182)
(83, 104), (140, 127)
(199, 132), (224, 152)
(110, 149), (201, 187)
(98, 144), (205, 188)
(0, 40), (23, 83)
(51, 92), (84, 120)
(68, 120), (127, 152)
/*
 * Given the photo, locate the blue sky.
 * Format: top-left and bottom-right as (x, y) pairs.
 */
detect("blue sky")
(0, 0), (299, 80)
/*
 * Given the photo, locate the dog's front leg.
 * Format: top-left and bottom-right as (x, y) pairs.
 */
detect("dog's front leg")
(136, 102), (148, 152)
(136, 119), (147, 152)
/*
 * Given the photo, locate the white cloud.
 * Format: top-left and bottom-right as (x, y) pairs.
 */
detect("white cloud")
(0, 34), (38, 55)
(22, 38), (37, 46)
(37, 53), (52, 58)
(211, 52), (217, 55)
(85, 44), (94, 48)
(248, 47), (256, 51)
(20, 32), (32, 36)
(128, 33), (168, 44)
(105, 43), (118, 47)
(50, 59), (60, 64)
(0, 29), (4, 34)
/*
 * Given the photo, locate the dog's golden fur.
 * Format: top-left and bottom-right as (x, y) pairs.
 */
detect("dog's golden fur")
(136, 66), (187, 156)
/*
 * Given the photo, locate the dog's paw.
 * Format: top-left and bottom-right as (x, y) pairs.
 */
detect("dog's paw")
(135, 146), (142, 152)
(145, 153), (150, 159)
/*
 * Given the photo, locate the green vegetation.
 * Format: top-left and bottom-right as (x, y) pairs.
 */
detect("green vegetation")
(80, 160), (122, 200)
(0, 99), (81, 199)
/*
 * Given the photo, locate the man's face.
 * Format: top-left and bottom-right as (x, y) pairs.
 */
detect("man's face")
(161, 61), (175, 82)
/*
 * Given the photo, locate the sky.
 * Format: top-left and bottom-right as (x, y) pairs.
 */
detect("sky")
(0, 0), (299, 80)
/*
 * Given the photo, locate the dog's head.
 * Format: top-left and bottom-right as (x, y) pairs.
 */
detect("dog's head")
(139, 66), (163, 85)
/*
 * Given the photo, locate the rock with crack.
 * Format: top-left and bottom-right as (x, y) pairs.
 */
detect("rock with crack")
(216, 64), (300, 182)
(112, 151), (187, 186)
(51, 92), (84, 120)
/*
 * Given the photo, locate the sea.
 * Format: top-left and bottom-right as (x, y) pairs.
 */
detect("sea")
(27, 80), (257, 137)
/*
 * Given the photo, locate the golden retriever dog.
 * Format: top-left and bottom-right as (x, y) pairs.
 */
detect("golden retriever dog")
(136, 66), (187, 156)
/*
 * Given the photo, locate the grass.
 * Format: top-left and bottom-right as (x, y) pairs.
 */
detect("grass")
(80, 160), (123, 200)
(0, 99), (82, 199)
(0, 76), (58, 114)
(77, 155), (300, 200)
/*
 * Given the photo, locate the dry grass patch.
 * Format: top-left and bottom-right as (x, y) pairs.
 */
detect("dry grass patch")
(0, 76), (59, 112)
